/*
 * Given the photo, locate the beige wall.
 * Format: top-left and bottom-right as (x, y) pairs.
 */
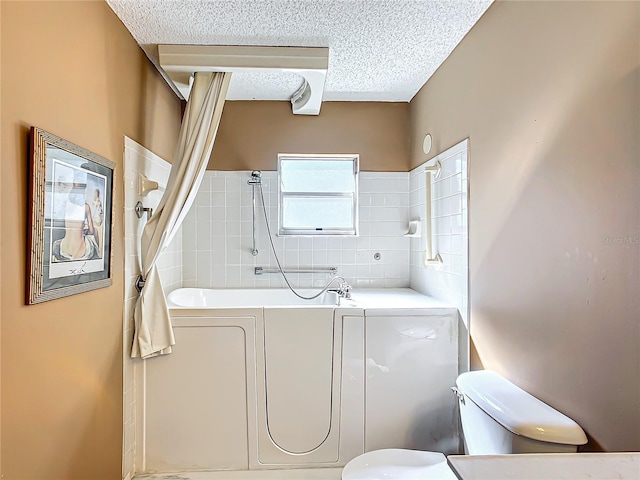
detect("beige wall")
(211, 100), (409, 171)
(0, 2), (3, 473)
(411, 1), (639, 451)
(0, 1), (182, 478)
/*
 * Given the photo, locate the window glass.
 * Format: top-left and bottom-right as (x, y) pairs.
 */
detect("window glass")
(280, 160), (356, 193)
(278, 155), (358, 236)
(282, 197), (354, 230)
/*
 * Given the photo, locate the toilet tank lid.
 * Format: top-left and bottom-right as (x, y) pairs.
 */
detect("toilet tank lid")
(456, 370), (587, 446)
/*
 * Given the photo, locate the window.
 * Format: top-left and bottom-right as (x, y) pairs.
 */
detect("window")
(278, 154), (359, 236)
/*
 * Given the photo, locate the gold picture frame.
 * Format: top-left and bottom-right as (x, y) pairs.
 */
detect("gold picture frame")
(27, 127), (115, 304)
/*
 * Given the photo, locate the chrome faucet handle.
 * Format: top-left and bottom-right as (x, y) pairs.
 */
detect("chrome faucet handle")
(341, 281), (352, 299)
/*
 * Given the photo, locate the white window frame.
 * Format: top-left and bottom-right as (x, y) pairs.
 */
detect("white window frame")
(278, 153), (359, 236)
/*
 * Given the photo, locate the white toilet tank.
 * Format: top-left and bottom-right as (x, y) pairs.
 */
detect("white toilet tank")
(456, 370), (588, 455)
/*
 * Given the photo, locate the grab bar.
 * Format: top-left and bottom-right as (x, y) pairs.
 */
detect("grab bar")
(255, 266), (337, 275)
(424, 161), (444, 266)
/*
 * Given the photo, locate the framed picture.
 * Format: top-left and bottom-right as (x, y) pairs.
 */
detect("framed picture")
(27, 127), (115, 304)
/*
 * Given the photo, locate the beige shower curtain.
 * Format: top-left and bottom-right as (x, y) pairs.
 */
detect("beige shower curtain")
(131, 71), (231, 359)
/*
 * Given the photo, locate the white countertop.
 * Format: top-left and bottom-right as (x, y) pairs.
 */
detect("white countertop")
(447, 453), (640, 480)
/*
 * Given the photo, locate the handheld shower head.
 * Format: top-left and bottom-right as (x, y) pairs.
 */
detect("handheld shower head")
(248, 170), (262, 185)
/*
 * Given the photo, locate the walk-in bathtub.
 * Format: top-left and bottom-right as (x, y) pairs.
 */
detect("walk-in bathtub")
(135, 288), (460, 477)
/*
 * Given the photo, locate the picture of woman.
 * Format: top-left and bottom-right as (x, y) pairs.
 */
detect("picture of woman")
(50, 163), (102, 263)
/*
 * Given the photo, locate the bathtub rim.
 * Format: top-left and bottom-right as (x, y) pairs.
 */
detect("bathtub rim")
(166, 287), (458, 317)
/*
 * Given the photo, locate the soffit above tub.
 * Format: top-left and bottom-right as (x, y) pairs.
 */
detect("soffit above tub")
(158, 45), (329, 114)
(106, 0), (493, 103)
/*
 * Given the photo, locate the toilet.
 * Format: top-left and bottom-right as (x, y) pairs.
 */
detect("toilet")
(342, 370), (588, 480)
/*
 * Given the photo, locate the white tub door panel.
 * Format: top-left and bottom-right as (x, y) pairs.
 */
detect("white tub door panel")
(144, 317), (255, 472)
(365, 312), (459, 454)
(256, 307), (342, 465)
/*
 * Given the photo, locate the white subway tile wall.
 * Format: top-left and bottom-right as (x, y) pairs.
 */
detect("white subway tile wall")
(181, 171), (411, 289)
(122, 138), (182, 480)
(409, 140), (469, 326)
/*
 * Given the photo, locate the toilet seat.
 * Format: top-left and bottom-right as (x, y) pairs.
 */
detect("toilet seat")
(342, 449), (457, 480)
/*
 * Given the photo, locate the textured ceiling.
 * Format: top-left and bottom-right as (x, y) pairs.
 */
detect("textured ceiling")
(106, 0), (492, 102)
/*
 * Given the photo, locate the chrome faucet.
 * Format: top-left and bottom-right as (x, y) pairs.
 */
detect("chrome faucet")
(328, 278), (352, 300)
